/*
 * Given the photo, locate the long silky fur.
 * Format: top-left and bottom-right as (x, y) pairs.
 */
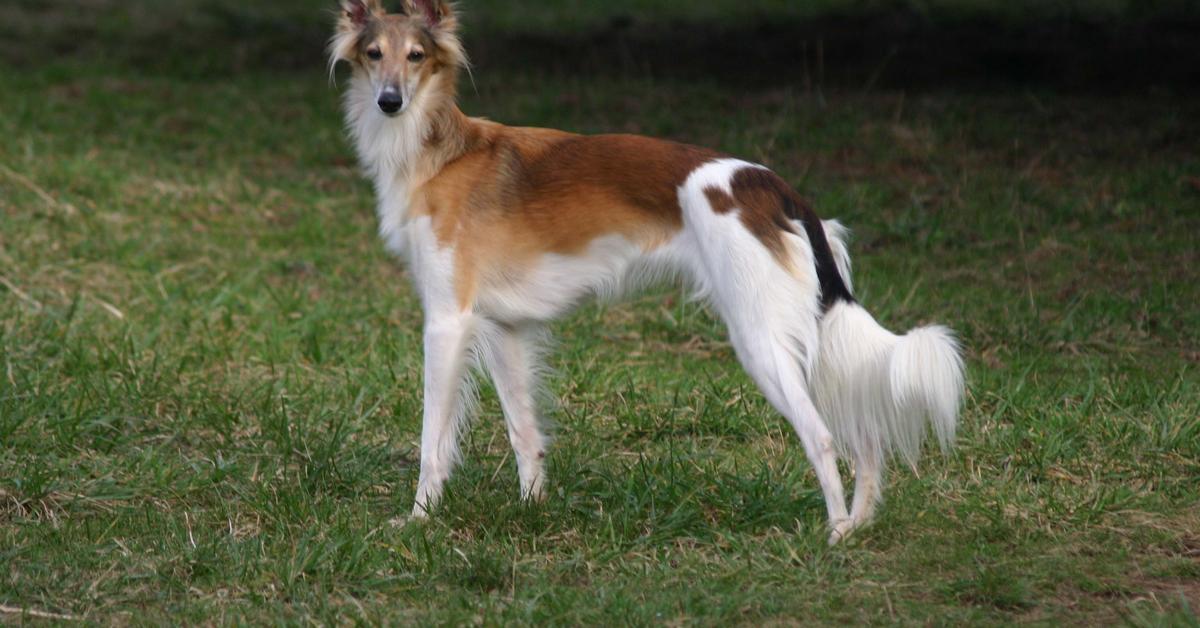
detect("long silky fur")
(811, 222), (964, 473)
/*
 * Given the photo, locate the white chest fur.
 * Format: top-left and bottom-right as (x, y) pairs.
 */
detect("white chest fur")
(343, 74), (431, 257)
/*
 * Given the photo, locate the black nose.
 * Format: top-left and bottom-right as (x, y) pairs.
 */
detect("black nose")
(378, 93), (403, 114)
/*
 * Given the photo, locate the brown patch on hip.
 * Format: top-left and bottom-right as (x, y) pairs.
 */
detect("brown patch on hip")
(703, 166), (855, 309)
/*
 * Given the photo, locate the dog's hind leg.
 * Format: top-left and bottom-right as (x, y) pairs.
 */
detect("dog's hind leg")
(724, 321), (853, 544)
(480, 323), (548, 502)
(848, 429), (883, 529)
(678, 159), (852, 542)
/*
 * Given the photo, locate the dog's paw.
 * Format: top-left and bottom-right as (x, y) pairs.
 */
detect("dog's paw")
(521, 480), (547, 504)
(827, 518), (856, 546)
(388, 509), (430, 529)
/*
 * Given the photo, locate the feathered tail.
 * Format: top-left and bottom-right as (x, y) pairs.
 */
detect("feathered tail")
(812, 222), (965, 472)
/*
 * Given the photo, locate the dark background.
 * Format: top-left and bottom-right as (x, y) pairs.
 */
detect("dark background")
(3, 0), (1199, 91)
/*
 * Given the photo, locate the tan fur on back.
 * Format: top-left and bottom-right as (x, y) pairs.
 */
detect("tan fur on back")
(415, 118), (720, 307)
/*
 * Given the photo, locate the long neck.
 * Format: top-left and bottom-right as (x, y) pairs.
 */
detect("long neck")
(410, 103), (473, 184)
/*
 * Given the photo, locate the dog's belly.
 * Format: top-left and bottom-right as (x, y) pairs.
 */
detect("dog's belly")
(474, 233), (677, 324)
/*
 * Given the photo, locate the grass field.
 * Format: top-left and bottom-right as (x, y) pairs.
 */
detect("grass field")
(2, 1), (1199, 624)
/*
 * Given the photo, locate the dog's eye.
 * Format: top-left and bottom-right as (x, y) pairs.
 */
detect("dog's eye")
(366, 48), (383, 61)
(407, 50), (425, 62)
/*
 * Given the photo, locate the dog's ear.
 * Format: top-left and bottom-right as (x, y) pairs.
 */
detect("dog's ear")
(405, 0), (457, 32)
(330, 0), (384, 70)
(340, 0), (384, 29)
(408, 0), (465, 68)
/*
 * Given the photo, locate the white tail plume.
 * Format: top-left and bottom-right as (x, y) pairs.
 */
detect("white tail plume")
(813, 301), (965, 471)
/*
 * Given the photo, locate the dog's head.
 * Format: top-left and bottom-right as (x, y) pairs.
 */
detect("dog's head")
(329, 0), (466, 117)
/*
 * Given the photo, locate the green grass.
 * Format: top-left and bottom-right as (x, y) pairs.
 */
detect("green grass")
(2, 1), (1199, 624)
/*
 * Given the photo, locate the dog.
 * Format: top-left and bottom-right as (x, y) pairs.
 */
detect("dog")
(329, 0), (965, 544)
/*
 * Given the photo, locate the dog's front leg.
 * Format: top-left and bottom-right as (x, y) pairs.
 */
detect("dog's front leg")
(411, 313), (476, 518)
(482, 324), (548, 502)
